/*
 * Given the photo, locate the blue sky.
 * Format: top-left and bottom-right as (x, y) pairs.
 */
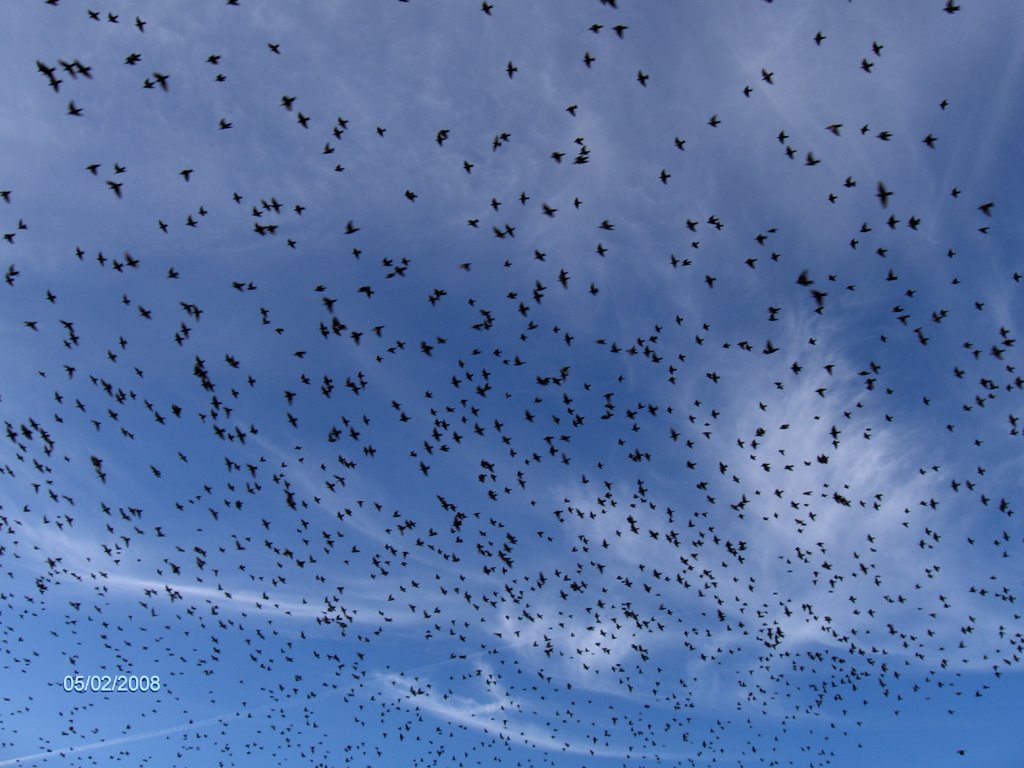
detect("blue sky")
(1, 1), (1023, 766)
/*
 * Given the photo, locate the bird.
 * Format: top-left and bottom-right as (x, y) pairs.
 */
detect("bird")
(876, 181), (893, 208)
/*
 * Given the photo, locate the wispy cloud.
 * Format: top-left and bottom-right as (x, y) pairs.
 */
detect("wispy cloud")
(0, 711), (243, 767)
(377, 667), (685, 762)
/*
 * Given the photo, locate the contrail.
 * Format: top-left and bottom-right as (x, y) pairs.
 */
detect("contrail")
(0, 711), (242, 767)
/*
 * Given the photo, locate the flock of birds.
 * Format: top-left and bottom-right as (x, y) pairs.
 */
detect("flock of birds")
(0, 1), (1021, 766)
